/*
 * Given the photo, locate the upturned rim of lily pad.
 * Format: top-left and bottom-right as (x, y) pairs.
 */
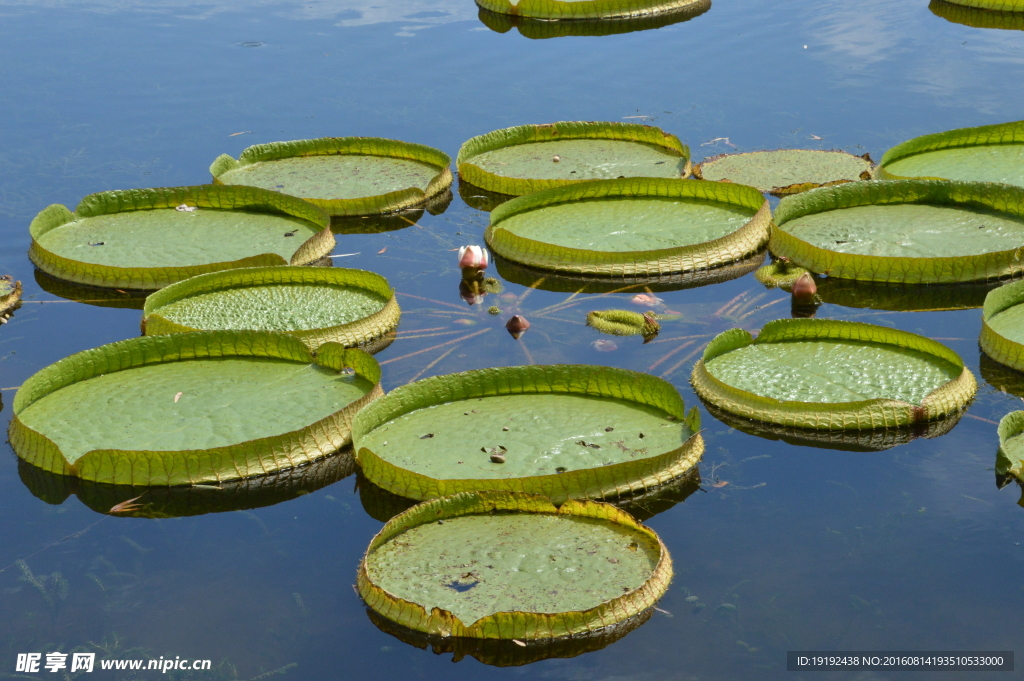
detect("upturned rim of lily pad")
(476, 0), (710, 35)
(877, 120), (1024, 180)
(142, 266), (400, 351)
(928, 0), (1024, 14)
(485, 178), (770, 277)
(693, 149), (874, 196)
(691, 318), (977, 431)
(929, 0), (1024, 28)
(8, 330), (383, 486)
(770, 179), (1024, 284)
(356, 490), (673, 640)
(979, 278), (1024, 372)
(28, 185), (335, 291)
(474, 0), (706, 21)
(997, 411), (1024, 487)
(210, 137), (453, 217)
(353, 364), (703, 504)
(457, 121), (690, 197)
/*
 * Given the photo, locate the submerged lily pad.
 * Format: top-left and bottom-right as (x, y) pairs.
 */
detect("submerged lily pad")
(1, 275), (22, 320)
(691, 318), (976, 430)
(771, 180), (1024, 284)
(143, 266), (399, 351)
(8, 330), (382, 485)
(485, 178), (769, 277)
(979, 278), (1024, 372)
(930, 0), (1024, 28)
(357, 491), (672, 640)
(695, 149), (873, 196)
(878, 120), (1024, 186)
(353, 364), (703, 504)
(457, 122), (690, 197)
(211, 137), (453, 217)
(477, 1), (709, 36)
(28, 185), (334, 290)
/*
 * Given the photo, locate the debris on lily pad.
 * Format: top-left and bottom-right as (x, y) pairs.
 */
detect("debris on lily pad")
(694, 149), (873, 196)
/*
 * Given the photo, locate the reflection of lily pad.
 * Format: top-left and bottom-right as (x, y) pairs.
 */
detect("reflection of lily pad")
(366, 604), (653, 667)
(143, 266), (399, 351)
(8, 330), (382, 485)
(357, 491), (671, 640)
(354, 364), (702, 504)
(476, 2), (709, 37)
(1, 275), (22, 320)
(458, 180), (516, 213)
(703, 400), (964, 452)
(34, 270), (148, 309)
(695, 149), (872, 196)
(979, 278), (1024, 372)
(814, 277), (1003, 312)
(211, 137), (453, 217)
(771, 180), (1024, 284)
(979, 351), (1024, 398)
(692, 319), (976, 430)
(930, 0), (1024, 28)
(877, 120), (1024, 186)
(457, 122), (690, 197)
(495, 250), (765, 293)
(486, 178), (769, 277)
(18, 449), (356, 519)
(29, 186), (334, 290)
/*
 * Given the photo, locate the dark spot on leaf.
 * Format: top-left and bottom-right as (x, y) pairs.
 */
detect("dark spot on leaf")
(576, 440), (601, 449)
(979, 224), (987, 229)
(420, 433), (434, 439)
(654, 161), (666, 164)
(638, 433), (645, 439)
(605, 427), (614, 432)
(445, 580), (479, 593)
(555, 467), (567, 473)
(835, 240), (848, 244)
(89, 242), (105, 246)
(284, 230), (297, 237)
(608, 558), (619, 564)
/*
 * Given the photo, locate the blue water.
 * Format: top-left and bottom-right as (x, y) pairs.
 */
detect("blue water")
(3, 0), (1024, 678)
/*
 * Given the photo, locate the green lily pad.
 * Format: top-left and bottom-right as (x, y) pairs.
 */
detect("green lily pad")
(878, 120), (1024, 186)
(930, 0), (1024, 28)
(485, 178), (769, 277)
(475, 0), (707, 20)
(353, 364), (702, 504)
(457, 122), (690, 197)
(143, 266), (399, 351)
(1, 275), (22, 320)
(754, 260), (812, 289)
(28, 185), (334, 290)
(930, 0), (1024, 11)
(998, 411), (1024, 487)
(586, 310), (662, 339)
(978, 278), (1024, 372)
(771, 180), (1024, 284)
(8, 330), (382, 485)
(477, 1), (709, 36)
(695, 149), (873, 196)
(692, 318), (976, 430)
(211, 137), (452, 217)
(17, 448), (355, 519)
(357, 491), (672, 640)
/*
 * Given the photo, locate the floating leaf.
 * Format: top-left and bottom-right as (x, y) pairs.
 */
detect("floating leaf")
(211, 137), (453, 217)
(356, 491), (672, 640)
(877, 120), (1024, 187)
(691, 319), (976, 430)
(770, 180), (1024, 284)
(979, 278), (1024, 372)
(143, 266), (400, 351)
(485, 178), (769, 277)
(586, 310), (662, 340)
(8, 330), (382, 485)
(457, 122), (690, 197)
(754, 260), (812, 290)
(929, 0), (1024, 28)
(353, 365), (702, 504)
(476, 1), (710, 36)
(997, 411), (1024, 488)
(28, 185), (334, 290)
(694, 149), (872, 196)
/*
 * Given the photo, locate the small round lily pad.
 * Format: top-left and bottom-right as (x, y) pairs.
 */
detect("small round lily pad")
(485, 178), (770, 277)
(211, 137), (452, 217)
(353, 364), (703, 504)
(357, 490), (672, 640)
(691, 318), (976, 430)
(877, 120), (1024, 187)
(143, 266), (399, 351)
(8, 330), (382, 485)
(1, 275), (22, 322)
(771, 180), (1024, 284)
(696, 149), (873, 196)
(930, 0), (1024, 27)
(457, 122), (690, 197)
(28, 185), (334, 290)
(477, 1), (709, 36)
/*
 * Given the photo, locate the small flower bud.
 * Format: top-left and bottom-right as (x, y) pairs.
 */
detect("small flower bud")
(458, 245), (489, 270)
(791, 272), (817, 303)
(506, 314), (530, 339)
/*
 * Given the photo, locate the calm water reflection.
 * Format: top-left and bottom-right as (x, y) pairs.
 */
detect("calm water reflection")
(3, 0), (1024, 679)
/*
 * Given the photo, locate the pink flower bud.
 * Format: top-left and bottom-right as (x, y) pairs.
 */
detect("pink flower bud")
(506, 314), (530, 339)
(458, 245), (489, 270)
(630, 293), (663, 307)
(791, 272), (817, 303)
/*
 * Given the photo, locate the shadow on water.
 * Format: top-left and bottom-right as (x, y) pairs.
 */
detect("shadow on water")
(929, 0), (1024, 30)
(812, 276), (1009, 312)
(34, 269), (150, 310)
(457, 180), (517, 213)
(476, 1), (712, 39)
(17, 449), (357, 518)
(331, 190), (453, 234)
(979, 351), (1024, 398)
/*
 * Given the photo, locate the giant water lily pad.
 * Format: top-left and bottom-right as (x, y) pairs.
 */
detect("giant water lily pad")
(211, 137), (452, 217)
(998, 411), (1024, 488)
(475, 0), (707, 19)
(8, 330), (382, 485)
(357, 491), (672, 640)
(477, 1), (709, 36)
(353, 364), (703, 504)
(143, 266), (399, 351)
(485, 178), (769, 277)
(770, 180), (1024, 284)
(930, 0), (1024, 28)
(695, 149), (873, 196)
(877, 120), (1024, 186)
(28, 186), (334, 290)
(457, 122), (690, 197)
(931, 0), (1024, 11)
(978, 278), (1024, 372)
(691, 319), (976, 430)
